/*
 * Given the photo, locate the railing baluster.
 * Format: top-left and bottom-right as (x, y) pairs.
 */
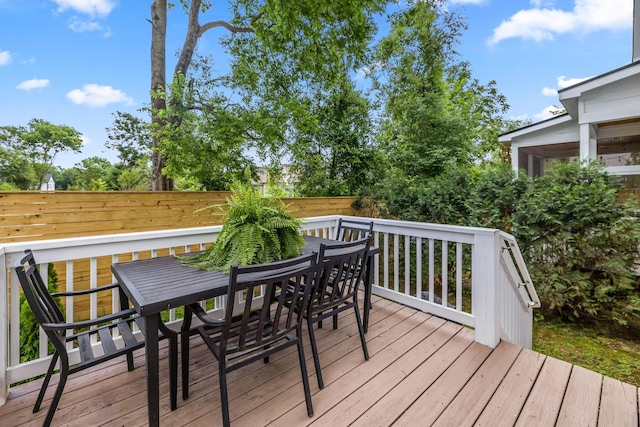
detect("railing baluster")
(65, 260), (74, 351)
(428, 238), (434, 303)
(442, 240), (448, 307)
(416, 237), (422, 299)
(393, 234), (399, 293)
(383, 232), (389, 290)
(456, 242), (463, 311)
(404, 235), (410, 295)
(374, 231), (380, 287)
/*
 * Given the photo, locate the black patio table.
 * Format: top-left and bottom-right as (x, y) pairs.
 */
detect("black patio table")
(110, 235), (376, 426)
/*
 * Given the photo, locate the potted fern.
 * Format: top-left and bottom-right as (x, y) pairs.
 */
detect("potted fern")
(180, 179), (304, 272)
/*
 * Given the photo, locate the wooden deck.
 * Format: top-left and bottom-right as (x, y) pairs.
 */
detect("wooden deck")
(2, 296), (639, 427)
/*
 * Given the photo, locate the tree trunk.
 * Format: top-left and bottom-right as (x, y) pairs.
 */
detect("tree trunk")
(150, 0), (173, 190)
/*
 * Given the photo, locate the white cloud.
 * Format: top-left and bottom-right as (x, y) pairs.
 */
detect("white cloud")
(556, 74), (593, 88)
(489, 0), (633, 45)
(17, 79), (50, 91)
(68, 18), (112, 36)
(542, 75), (593, 97)
(69, 18), (102, 32)
(534, 104), (565, 120)
(51, 0), (116, 17)
(79, 135), (91, 145)
(0, 49), (11, 66)
(66, 84), (133, 107)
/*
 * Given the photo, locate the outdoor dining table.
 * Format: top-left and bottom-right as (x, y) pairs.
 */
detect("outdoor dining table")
(110, 234), (377, 426)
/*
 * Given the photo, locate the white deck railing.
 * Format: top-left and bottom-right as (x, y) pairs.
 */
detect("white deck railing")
(0, 215), (539, 405)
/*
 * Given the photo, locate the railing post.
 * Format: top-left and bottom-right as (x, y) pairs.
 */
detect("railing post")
(0, 250), (8, 405)
(472, 230), (501, 348)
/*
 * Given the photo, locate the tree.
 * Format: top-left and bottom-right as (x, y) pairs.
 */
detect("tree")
(372, 1), (508, 179)
(0, 146), (37, 190)
(67, 157), (119, 190)
(288, 76), (380, 196)
(106, 111), (152, 168)
(149, 0), (387, 190)
(0, 119), (83, 189)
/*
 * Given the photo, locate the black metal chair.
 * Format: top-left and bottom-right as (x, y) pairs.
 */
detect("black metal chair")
(335, 218), (374, 242)
(14, 250), (180, 427)
(305, 238), (370, 389)
(181, 253), (317, 427)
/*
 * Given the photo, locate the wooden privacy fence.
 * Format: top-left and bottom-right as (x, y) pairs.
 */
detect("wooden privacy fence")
(1, 192), (359, 321)
(0, 191), (359, 243)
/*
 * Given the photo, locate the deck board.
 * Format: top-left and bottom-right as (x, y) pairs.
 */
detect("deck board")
(556, 365), (601, 427)
(1, 296), (638, 427)
(431, 340), (522, 427)
(516, 356), (573, 426)
(599, 376), (639, 427)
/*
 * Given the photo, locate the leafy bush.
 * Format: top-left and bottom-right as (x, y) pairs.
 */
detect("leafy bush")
(19, 264), (62, 362)
(467, 164), (530, 231)
(180, 179), (305, 271)
(374, 167), (473, 225)
(513, 160), (640, 325)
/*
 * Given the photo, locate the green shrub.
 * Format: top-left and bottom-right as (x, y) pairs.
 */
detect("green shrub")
(19, 264), (62, 362)
(467, 164), (530, 231)
(374, 167), (473, 225)
(513, 160), (640, 325)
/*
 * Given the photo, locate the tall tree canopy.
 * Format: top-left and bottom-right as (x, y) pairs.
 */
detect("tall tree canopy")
(150, 0), (387, 190)
(373, 0), (508, 179)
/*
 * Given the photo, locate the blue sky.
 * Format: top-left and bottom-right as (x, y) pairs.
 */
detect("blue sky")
(0, 0), (635, 168)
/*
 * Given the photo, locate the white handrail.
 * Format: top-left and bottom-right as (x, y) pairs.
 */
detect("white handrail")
(499, 231), (541, 309)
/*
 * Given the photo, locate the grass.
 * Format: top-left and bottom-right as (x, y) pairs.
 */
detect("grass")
(533, 315), (640, 386)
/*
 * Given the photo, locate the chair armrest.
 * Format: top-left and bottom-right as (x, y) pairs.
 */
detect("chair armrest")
(188, 303), (225, 328)
(52, 282), (121, 297)
(40, 308), (138, 331)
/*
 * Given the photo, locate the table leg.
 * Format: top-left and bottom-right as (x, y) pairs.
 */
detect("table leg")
(181, 305), (193, 400)
(145, 314), (160, 427)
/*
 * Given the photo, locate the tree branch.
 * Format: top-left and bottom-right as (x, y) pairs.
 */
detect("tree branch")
(199, 20), (254, 35)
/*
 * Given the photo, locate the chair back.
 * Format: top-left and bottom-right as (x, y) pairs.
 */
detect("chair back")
(15, 251), (66, 347)
(335, 218), (374, 242)
(312, 238), (370, 313)
(221, 253), (317, 355)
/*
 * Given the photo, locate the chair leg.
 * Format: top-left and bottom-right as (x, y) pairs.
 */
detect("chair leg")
(126, 349), (135, 371)
(35, 352), (58, 413)
(332, 313), (338, 330)
(353, 301), (369, 360)
(307, 315), (324, 389)
(43, 356), (69, 427)
(296, 336), (314, 417)
(219, 360), (231, 427)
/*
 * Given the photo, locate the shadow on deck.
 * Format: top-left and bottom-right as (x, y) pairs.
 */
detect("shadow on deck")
(1, 296), (638, 426)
